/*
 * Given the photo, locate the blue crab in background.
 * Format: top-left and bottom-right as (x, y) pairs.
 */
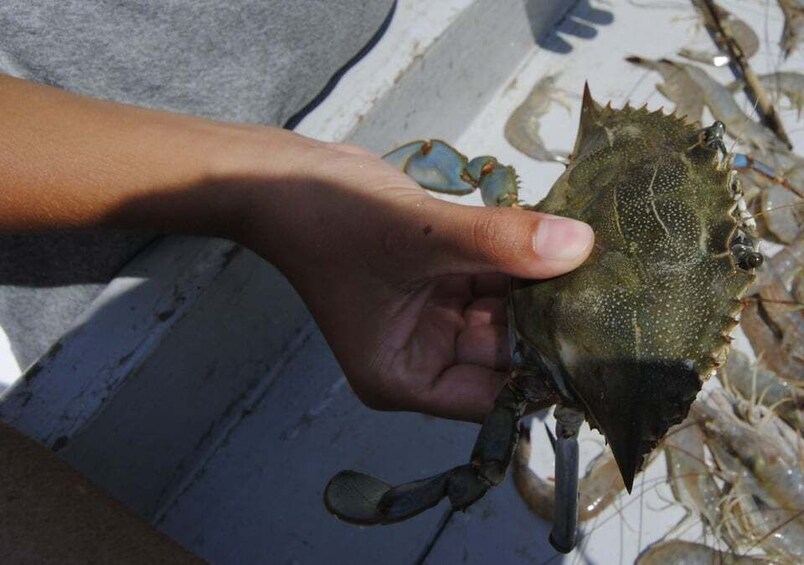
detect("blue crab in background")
(323, 85), (761, 553)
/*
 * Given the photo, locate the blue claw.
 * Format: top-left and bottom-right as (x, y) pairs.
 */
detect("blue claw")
(384, 140), (475, 194)
(473, 158), (519, 207)
(384, 140), (520, 207)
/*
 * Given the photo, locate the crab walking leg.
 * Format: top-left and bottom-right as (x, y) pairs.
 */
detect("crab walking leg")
(383, 140), (521, 207)
(549, 405), (584, 553)
(731, 152), (803, 198)
(323, 384), (528, 525)
(513, 425), (625, 524)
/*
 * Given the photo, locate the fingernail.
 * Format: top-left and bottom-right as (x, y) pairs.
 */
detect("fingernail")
(533, 217), (594, 261)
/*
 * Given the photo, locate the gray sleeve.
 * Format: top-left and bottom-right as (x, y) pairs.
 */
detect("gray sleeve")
(0, 0), (395, 126)
(0, 0), (395, 368)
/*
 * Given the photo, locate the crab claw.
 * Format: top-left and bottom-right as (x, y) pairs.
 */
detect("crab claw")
(383, 140), (521, 207)
(383, 140), (476, 195)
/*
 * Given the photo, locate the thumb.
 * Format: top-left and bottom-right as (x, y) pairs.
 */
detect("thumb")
(422, 200), (594, 279)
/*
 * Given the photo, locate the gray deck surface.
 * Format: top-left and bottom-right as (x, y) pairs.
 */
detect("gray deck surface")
(156, 329), (481, 565)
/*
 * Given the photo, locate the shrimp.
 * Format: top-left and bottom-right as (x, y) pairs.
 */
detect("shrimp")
(503, 74), (570, 164)
(512, 423), (625, 523)
(693, 389), (804, 518)
(692, 388), (804, 563)
(681, 1), (760, 66)
(720, 350), (802, 433)
(730, 72), (804, 119)
(778, 0), (804, 59)
(636, 540), (767, 564)
(625, 56), (705, 123)
(740, 232), (804, 384)
(758, 176), (804, 244)
(662, 419), (726, 538)
(626, 57), (785, 153)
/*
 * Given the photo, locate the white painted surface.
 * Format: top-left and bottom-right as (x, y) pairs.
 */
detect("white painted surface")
(58, 247), (312, 518)
(295, 0), (475, 142)
(156, 330), (477, 565)
(0, 325), (20, 394)
(0, 237), (240, 446)
(299, 0), (570, 152)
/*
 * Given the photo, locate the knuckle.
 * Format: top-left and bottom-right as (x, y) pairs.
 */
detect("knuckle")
(471, 208), (512, 265)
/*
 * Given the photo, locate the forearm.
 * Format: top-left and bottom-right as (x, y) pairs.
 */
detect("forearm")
(0, 74), (300, 238)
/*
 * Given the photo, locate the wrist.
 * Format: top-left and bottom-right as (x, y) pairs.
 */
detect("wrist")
(202, 126), (324, 248)
(209, 130), (368, 275)
(108, 118), (321, 245)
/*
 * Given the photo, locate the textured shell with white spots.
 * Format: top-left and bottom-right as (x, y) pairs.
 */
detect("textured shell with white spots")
(512, 87), (754, 488)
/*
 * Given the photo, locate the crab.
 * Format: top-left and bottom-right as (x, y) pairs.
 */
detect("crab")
(323, 85), (761, 553)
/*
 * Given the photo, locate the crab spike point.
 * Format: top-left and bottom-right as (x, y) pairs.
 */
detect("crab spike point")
(575, 84), (607, 157)
(610, 442), (639, 493)
(581, 83), (602, 120)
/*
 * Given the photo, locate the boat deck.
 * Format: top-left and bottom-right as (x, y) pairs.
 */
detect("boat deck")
(2, 1), (800, 563)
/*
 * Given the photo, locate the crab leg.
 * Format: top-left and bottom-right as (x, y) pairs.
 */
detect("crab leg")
(731, 152), (802, 198)
(549, 405), (584, 553)
(384, 140), (521, 207)
(323, 384), (527, 525)
(514, 425), (625, 525)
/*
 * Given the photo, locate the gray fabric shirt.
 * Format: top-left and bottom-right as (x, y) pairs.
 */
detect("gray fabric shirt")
(0, 0), (395, 369)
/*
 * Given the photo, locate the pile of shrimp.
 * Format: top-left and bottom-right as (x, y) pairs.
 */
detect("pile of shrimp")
(508, 1), (803, 562)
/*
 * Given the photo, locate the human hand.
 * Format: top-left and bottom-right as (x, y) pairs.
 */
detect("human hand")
(235, 136), (594, 423)
(0, 72), (593, 423)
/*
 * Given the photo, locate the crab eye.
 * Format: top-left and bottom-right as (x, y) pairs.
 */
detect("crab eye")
(701, 121), (728, 157)
(730, 232), (763, 270)
(743, 251), (763, 269)
(732, 245), (763, 270)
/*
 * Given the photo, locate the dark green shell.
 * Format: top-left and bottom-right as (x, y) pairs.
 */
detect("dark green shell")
(513, 86), (754, 490)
